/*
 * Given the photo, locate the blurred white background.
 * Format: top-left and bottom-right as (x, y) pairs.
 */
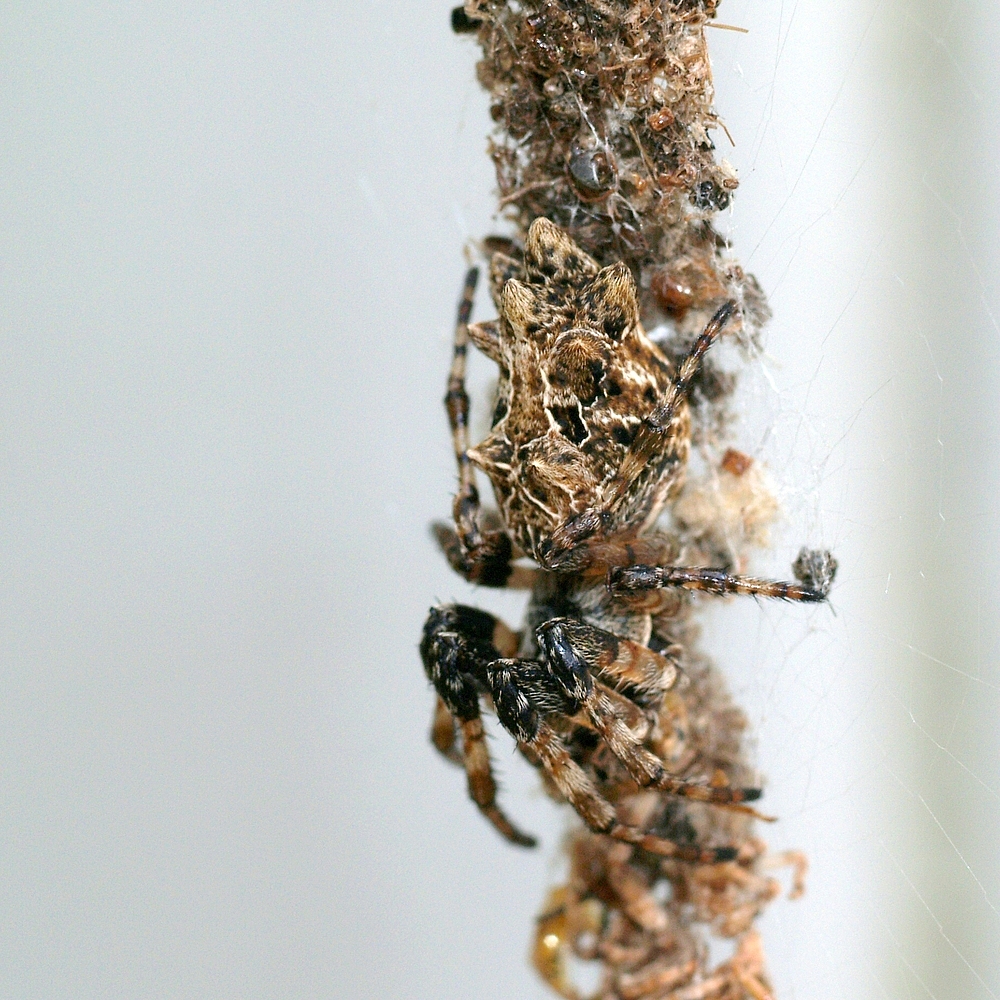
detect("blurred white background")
(2, 3), (998, 998)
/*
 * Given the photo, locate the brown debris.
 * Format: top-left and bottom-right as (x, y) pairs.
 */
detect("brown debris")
(462, 0), (769, 347)
(720, 449), (752, 478)
(454, 2), (805, 997)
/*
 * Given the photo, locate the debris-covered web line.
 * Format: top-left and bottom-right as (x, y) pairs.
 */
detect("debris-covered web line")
(445, 1), (1000, 998)
(449, 2), (828, 998)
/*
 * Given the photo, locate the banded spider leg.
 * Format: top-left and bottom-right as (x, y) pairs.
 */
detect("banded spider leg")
(422, 603), (756, 862)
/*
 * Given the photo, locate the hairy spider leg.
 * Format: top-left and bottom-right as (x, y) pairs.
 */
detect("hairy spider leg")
(436, 268), (518, 587)
(607, 564), (829, 603)
(421, 604), (536, 847)
(612, 299), (738, 510)
(534, 617), (763, 808)
(423, 605), (741, 862)
(430, 694), (462, 764)
(492, 667), (739, 864)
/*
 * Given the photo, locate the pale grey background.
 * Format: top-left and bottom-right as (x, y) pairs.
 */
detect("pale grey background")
(2, 3), (999, 998)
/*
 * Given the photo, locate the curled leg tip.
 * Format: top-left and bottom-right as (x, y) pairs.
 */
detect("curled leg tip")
(481, 803), (538, 849)
(792, 547), (838, 598)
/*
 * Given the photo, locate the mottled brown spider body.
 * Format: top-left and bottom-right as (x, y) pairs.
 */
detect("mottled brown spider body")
(422, 220), (834, 861)
(467, 219), (686, 563)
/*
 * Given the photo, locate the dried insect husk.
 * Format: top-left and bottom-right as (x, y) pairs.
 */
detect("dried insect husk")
(462, 0), (771, 350)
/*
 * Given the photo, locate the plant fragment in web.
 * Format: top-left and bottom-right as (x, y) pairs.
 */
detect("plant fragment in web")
(422, 2), (837, 998)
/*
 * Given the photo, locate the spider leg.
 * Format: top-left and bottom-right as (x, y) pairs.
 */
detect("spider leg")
(421, 604), (536, 847)
(539, 301), (738, 571)
(439, 268), (520, 587)
(423, 605), (738, 860)
(486, 655), (739, 863)
(607, 564), (830, 603)
(534, 617), (762, 808)
(429, 695), (461, 764)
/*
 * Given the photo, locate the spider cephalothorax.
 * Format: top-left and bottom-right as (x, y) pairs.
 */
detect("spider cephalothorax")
(467, 218), (688, 565)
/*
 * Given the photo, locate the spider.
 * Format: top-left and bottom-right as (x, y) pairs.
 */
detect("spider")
(421, 219), (835, 862)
